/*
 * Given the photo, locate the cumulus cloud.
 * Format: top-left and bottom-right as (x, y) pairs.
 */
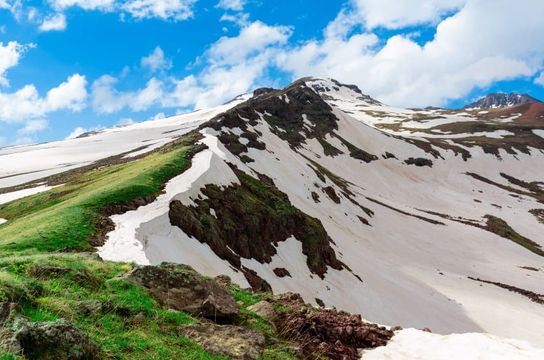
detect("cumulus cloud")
(93, 21), (291, 112)
(0, 74), (88, 123)
(216, 0), (245, 11)
(17, 119), (48, 135)
(0, 41), (27, 87)
(39, 13), (67, 31)
(167, 20), (292, 109)
(48, 0), (115, 11)
(91, 75), (163, 113)
(351, 0), (467, 29)
(141, 46), (172, 72)
(121, 0), (197, 21)
(42, 0), (197, 27)
(276, 0), (544, 107)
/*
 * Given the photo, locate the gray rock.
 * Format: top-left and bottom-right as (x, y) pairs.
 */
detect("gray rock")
(247, 301), (276, 320)
(125, 263), (239, 319)
(180, 323), (265, 360)
(1, 318), (101, 359)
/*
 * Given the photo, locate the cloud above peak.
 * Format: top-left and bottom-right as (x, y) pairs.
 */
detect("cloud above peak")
(276, 0), (544, 107)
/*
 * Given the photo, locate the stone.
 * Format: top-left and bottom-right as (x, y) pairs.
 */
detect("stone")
(247, 301), (276, 320)
(1, 318), (101, 359)
(0, 303), (21, 326)
(125, 263), (239, 319)
(180, 323), (265, 360)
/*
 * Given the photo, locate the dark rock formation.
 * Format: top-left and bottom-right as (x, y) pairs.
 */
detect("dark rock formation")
(125, 263), (239, 319)
(168, 167), (346, 282)
(404, 157), (433, 167)
(273, 268), (291, 278)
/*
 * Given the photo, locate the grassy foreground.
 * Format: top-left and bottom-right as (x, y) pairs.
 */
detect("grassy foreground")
(0, 134), (296, 359)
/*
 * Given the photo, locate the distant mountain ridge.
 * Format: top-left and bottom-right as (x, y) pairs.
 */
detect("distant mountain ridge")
(464, 92), (541, 109)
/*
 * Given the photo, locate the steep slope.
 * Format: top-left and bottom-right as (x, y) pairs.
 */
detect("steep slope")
(1, 78), (544, 353)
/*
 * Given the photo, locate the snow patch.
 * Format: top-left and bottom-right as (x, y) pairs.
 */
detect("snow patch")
(363, 329), (544, 360)
(0, 185), (56, 205)
(533, 129), (544, 139)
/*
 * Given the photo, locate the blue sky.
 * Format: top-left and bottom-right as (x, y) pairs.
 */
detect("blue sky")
(0, 0), (543, 145)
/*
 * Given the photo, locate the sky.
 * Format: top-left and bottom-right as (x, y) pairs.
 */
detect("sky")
(0, 0), (543, 146)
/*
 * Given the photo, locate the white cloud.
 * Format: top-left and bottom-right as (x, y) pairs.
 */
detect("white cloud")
(0, 0), (22, 17)
(121, 0), (197, 21)
(93, 21), (291, 112)
(216, 0), (245, 11)
(535, 72), (544, 86)
(167, 21), (292, 109)
(208, 21), (291, 65)
(277, 0), (544, 107)
(48, 0), (115, 11)
(0, 41), (26, 87)
(116, 117), (136, 126)
(39, 13), (67, 31)
(65, 126), (86, 139)
(17, 119), (48, 135)
(91, 75), (163, 113)
(0, 74), (88, 123)
(141, 46), (172, 72)
(352, 0), (467, 29)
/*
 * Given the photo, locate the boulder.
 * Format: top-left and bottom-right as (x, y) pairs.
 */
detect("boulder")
(247, 301), (276, 320)
(1, 318), (101, 359)
(125, 263), (239, 319)
(180, 323), (265, 360)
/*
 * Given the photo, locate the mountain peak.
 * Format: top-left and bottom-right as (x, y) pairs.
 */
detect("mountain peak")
(464, 92), (541, 109)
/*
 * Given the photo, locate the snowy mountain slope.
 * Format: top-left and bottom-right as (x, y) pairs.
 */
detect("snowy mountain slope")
(0, 95), (249, 189)
(1, 78), (543, 351)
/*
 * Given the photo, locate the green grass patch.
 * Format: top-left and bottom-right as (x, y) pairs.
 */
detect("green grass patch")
(0, 136), (198, 254)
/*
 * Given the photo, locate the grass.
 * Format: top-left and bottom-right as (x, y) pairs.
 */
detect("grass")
(0, 135), (197, 254)
(0, 253), (230, 359)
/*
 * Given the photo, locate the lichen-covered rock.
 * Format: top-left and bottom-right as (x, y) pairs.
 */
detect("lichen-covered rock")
(247, 301), (276, 321)
(125, 263), (239, 319)
(180, 323), (265, 360)
(1, 318), (101, 359)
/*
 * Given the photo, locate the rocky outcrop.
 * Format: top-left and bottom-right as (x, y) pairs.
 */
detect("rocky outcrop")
(125, 263), (239, 319)
(404, 157), (433, 167)
(168, 167), (346, 283)
(14, 319), (101, 360)
(180, 323), (266, 360)
(271, 293), (393, 360)
(0, 308), (101, 360)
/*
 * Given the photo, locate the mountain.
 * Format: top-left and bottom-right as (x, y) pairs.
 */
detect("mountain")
(1, 78), (544, 358)
(464, 92), (542, 109)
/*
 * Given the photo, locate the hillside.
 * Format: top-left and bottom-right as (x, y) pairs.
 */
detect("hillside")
(0, 78), (543, 359)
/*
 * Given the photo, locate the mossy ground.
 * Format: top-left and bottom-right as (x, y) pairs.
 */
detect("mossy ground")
(0, 134), (297, 359)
